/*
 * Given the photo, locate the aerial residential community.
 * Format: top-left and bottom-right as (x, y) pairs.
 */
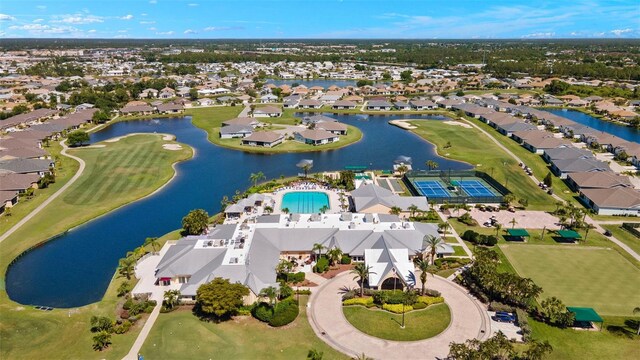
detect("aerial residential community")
(1, 1), (640, 360)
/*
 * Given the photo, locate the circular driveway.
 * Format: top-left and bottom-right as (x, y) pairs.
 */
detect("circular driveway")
(307, 272), (490, 359)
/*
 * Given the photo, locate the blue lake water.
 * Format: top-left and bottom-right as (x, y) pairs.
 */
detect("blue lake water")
(281, 192), (330, 214)
(5, 113), (469, 308)
(545, 109), (639, 144)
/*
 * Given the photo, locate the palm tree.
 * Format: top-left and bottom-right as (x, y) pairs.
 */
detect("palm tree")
(424, 235), (444, 265)
(260, 286), (279, 306)
(438, 222), (450, 239)
(249, 171), (266, 188)
(307, 349), (324, 360)
(352, 353), (373, 360)
(319, 205), (329, 214)
(396, 164), (408, 175)
(633, 307), (640, 335)
(133, 245), (146, 260)
(408, 204), (419, 218)
(429, 200), (436, 210)
(509, 217), (518, 229)
(144, 237), (160, 253)
(426, 160), (439, 171)
(351, 263), (374, 297)
(301, 163), (313, 177)
(281, 207), (290, 214)
(117, 257), (135, 280)
(390, 206), (402, 215)
(327, 247), (343, 267)
(312, 243), (326, 260)
(163, 289), (181, 310)
(413, 252), (434, 295)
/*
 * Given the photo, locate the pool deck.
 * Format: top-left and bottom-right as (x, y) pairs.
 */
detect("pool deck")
(271, 185), (345, 214)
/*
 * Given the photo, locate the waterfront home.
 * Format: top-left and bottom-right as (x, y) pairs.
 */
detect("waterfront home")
(550, 157), (611, 179)
(566, 172), (633, 191)
(438, 98), (464, 109)
(350, 183), (429, 214)
(366, 100), (393, 111)
(452, 103), (495, 118)
(219, 125), (253, 139)
(410, 99), (437, 110)
(512, 130), (571, 154)
(156, 102), (184, 114)
(294, 129), (339, 145)
(394, 101), (411, 111)
(301, 114), (337, 126)
(222, 117), (261, 128)
(579, 187), (640, 216)
(316, 121), (348, 135)
(119, 104), (154, 116)
(581, 132), (628, 152)
(253, 106), (282, 118)
(496, 121), (538, 136)
(298, 99), (323, 109)
(332, 100), (357, 110)
(241, 131), (284, 148)
(543, 146), (594, 163)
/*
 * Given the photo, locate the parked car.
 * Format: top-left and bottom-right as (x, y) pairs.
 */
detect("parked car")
(604, 230), (612, 237)
(493, 314), (515, 323)
(496, 311), (516, 321)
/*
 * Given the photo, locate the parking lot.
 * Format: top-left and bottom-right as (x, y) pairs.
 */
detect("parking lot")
(488, 311), (523, 342)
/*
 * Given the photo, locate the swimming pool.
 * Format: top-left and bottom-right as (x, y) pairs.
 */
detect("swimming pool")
(281, 191), (330, 214)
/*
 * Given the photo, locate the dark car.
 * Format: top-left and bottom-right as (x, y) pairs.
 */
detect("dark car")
(496, 311), (516, 321)
(604, 230), (612, 237)
(493, 315), (513, 323)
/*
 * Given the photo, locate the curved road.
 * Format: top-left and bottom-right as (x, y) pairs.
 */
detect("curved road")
(0, 139), (85, 244)
(462, 118), (640, 262)
(307, 272), (490, 359)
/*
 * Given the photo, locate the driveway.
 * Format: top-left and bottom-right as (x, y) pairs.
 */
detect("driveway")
(307, 272), (489, 359)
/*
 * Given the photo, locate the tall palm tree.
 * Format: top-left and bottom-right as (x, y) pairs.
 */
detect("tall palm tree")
(351, 263), (374, 297)
(163, 289), (181, 310)
(408, 204), (419, 218)
(249, 171), (266, 188)
(495, 223), (503, 237)
(438, 222), (450, 239)
(118, 257), (135, 280)
(312, 243), (326, 260)
(397, 164), (408, 175)
(413, 252), (434, 295)
(390, 206), (402, 215)
(302, 163), (313, 178)
(509, 217), (518, 229)
(260, 286), (279, 306)
(424, 235), (444, 265)
(144, 237), (160, 253)
(327, 247), (343, 266)
(281, 207), (290, 214)
(633, 307), (640, 335)
(429, 200), (436, 210)
(319, 205), (329, 214)
(426, 160), (439, 171)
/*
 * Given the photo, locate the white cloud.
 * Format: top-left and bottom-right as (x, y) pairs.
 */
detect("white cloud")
(141, 13), (148, 16)
(611, 28), (632, 36)
(140, 20), (155, 24)
(36, 5), (47, 10)
(33, 18), (44, 23)
(521, 32), (556, 38)
(149, 0), (157, 4)
(156, 31), (175, 35)
(51, 14), (104, 24)
(188, 3), (199, 6)
(117, 30), (128, 33)
(119, 14), (134, 20)
(9, 23), (79, 34)
(114, 34), (129, 38)
(203, 26), (243, 31)
(0, 13), (16, 21)
(184, 29), (197, 34)
(88, 29), (97, 33)
(148, 27), (157, 31)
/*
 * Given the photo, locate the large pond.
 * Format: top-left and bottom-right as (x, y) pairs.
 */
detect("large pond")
(266, 78), (385, 88)
(545, 109), (639, 144)
(6, 113), (469, 308)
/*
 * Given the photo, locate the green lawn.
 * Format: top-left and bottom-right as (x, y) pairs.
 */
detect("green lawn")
(499, 245), (640, 316)
(452, 245), (467, 256)
(140, 297), (347, 360)
(342, 303), (451, 341)
(602, 224), (640, 256)
(188, 106), (363, 153)
(409, 120), (555, 210)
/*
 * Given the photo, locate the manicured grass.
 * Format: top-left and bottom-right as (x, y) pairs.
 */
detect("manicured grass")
(602, 224), (640, 256)
(499, 245), (640, 316)
(527, 314), (639, 360)
(452, 246), (467, 256)
(139, 297), (347, 360)
(188, 106), (363, 153)
(409, 120), (554, 210)
(342, 303), (450, 341)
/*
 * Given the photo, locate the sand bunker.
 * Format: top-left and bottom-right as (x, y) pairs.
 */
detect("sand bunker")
(162, 135), (175, 141)
(389, 120), (417, 130)
(162, 144), (182, 151)
(443, 120), (472, 128)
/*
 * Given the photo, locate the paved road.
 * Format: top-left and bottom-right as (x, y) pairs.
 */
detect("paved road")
(0, 139), (85, 243)
(462, 118), (640, 262)
(307, 272), (489, 359)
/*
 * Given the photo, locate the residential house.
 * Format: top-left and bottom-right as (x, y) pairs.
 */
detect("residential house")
(566, 172), (633, 191)
(253, 106), (282, 118)
(366, 100), (393, 111)
(241, 131), (284, 148)
(579, 187), (640, 215)
(332, 100), (357, 110)
(294, 129), (339, 145)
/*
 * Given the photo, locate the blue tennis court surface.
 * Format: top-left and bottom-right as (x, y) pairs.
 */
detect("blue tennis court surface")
(414, 180), (450, 198)
(454, 180), (496, 197)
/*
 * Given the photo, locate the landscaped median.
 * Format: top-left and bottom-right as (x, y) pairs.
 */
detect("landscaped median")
(341, 290), (451, 341)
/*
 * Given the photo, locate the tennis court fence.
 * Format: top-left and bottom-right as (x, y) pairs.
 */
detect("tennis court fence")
(403, 170), (509, 204)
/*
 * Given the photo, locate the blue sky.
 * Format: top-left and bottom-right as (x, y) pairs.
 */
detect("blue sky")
(0, 0), (638, 39)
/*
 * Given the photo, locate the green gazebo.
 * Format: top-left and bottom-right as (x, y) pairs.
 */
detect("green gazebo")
(567, 307), (604, 330)
(556, 229), (582, 242)
(506, 228), (530, 242)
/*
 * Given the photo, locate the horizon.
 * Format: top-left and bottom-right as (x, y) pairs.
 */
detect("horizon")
(1, 0), (639, 40)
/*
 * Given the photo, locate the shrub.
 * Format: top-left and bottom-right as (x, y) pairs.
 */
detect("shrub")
(128, 315), (140, 323)
(385, 290), (409, 305)
(269, 299), (299, 327)
(251, 302), (274, 323)
(122, 299), (134, 310)
(462, 230), (479, 242)
(489, 302), (515, 312)
(128, 302), (147, 316)
(424, 289), (442, 297)
(515, 309), (531, 342)
(382, 303), (413, 314)
(119, 309), (130, 319)
(341, 290), (356, 301)
(313, 257), (329, 273)
(413, 302), (427, 310)
(416, 296), (444, 306)
(117, 282), (131, 297)
(340, 254), (352, 264)
(342, 297), (374, 306)
(295, 289), (311, 295)
(278, 283), (294, 300)
(113, 321), (132, 334)
(286, 272), (306, 283)
(237, 306), (253, 316)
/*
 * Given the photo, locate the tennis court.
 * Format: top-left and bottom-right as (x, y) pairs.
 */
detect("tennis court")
(452, 179), (498, 197)
(413, 180), (451, 198)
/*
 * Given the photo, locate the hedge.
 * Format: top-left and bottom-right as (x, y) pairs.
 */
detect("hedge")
(286, 272), (305, 283)
(314, 257), (329, 273)
(340, 254), (352, 264)
(424, 289), (442, 297)
(515, 309), (532, 342)
(416, 296), (444, 306)
(251, 302), (274, 323)
(413, 302), (427, 310)
(383, 303), (413, 314)
(342, 297), (374, 307)
(489, 301), (515, 312)
(269, 299), (299, 327)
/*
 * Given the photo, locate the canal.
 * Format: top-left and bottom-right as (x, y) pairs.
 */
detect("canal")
(545, 109), (639, 143)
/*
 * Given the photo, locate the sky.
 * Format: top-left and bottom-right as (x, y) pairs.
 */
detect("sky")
(0, 0), (639, 39)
